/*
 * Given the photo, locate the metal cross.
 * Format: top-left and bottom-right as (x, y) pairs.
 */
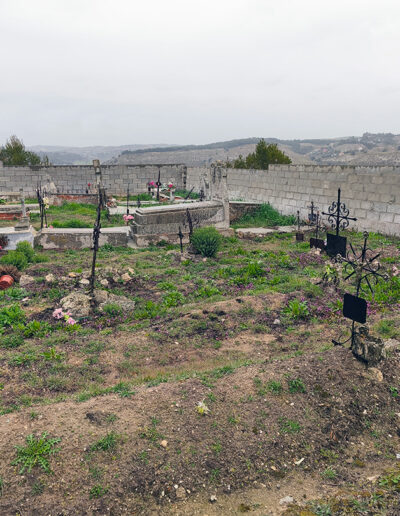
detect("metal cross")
(186, 208), (194, 238)
(199, 188), (205, 202)
(156, 168), (162, 201)
(332, 232), (388, 348)
(184, 187), (194, 200)
(89, 186), (102, 296)
(314, 211), (323, 239)
(126, 184), (130, 215)
(307, 201), (318, 224)
(322, 188), (357, 236)
(178, 226), (184, 253)
(338, 231), (388, 297)
(297, 210), (301, 232)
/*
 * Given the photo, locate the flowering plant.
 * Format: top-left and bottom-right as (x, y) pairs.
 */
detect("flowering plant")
(167, 183), (174, 189)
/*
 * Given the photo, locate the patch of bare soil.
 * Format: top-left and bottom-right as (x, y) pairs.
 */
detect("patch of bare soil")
(1, 348), (400, 515)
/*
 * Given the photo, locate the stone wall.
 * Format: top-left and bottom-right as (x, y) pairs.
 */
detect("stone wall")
(1, 161), (400, 236)
(0, 163), (186, 197)
(187, 165), (400, 236)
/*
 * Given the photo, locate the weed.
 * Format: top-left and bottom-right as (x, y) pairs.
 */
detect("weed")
(288, 377), (306, 393)
(322, 468), (337, 480)
(267, 380), (283, 394)
(162, 291), (184, 307)
(32, 480), (45, 495)
(102, 303), (123, 317)
(23, 320), (52, 338)
(279, 417), (301, 434)
(90, 432), (118, 452)
(89, 484), (108, 499)
(0, 303), (26, 328)
(283, 299), (310, 320)
(12, 433), (61, 474)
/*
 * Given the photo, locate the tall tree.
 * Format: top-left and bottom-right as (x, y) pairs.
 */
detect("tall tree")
(233, 139), (291, 169)
(0, 135), (41, 166)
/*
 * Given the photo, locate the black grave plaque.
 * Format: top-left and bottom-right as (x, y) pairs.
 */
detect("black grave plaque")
(310, 237), (325, 250)
(343, 293), (367, 324)
(326, 233), (347, 258)
(296, 232), (304, 242)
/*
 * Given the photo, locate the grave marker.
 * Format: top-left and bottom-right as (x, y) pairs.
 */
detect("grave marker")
(322, 188), (357, 257)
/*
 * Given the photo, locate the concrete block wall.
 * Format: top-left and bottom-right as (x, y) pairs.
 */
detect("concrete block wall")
(0, 163), (186, 197)
(187, 165), (400, 236)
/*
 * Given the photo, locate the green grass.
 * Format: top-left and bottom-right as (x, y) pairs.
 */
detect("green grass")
(232, 203), (296, 228)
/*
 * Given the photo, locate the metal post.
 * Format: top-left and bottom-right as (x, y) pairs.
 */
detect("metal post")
(126, 184), (130, 215)
(89, 186), (102, 296)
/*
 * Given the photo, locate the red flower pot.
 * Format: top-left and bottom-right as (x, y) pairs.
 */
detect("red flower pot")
(0, 275), (14, 290)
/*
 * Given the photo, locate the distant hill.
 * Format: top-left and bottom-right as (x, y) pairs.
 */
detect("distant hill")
(27, 144), (174, 165)
(28, 133), (400, 167)
(111, 133), (400, 167)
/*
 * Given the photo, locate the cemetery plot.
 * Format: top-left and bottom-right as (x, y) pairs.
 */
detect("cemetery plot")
(0, 231), (399, 514)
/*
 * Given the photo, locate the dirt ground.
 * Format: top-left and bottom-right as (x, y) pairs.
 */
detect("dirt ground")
(1, 231), (400, 514)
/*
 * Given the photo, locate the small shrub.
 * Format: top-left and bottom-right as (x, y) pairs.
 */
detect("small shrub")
(12, 432), (61, 474)
(191, 227), (222, 258)
(16, 241), (35, 262)
(0, 251), (28, 271)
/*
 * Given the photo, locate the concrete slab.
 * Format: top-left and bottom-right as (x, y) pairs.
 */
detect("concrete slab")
(36, 227), (132, 250)
(0, 226), (36, 249)
(236, 225), (311, 239)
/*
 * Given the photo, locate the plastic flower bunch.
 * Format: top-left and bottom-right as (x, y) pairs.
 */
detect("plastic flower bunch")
(42, 197), (50, 210)
(123, 214), (134, 224)
(167, 182), (174, 189)
(149, 181), (155, 188)
(52, 308), (76, 326)
(196, 400), (210, 415)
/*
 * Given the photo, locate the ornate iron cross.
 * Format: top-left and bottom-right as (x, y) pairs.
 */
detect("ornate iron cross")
(338, 231), (388, 297)
(332, 232), (388, 347)
(322, 188), (357, 237)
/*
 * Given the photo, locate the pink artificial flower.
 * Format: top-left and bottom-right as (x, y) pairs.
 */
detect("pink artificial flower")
(49, 225), (53, 229)
(53, 308), (64, 319)
(123, 214), (134, 222)
(168, 183), (173, 189)
(149, 181), (155, 187)
(67, 317), (76, 325)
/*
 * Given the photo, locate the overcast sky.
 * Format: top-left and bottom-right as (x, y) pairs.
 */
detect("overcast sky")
(1, 0), (400, 147)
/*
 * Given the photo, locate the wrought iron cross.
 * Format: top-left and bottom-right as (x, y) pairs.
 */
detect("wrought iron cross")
(332, 232), (388, 347)
(296, 210), (301, 232)
(338, 231), (388, 297)
(156, 168), (162, 201)
(308, 201), (318, 224)
(322, 188), (357, 236)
